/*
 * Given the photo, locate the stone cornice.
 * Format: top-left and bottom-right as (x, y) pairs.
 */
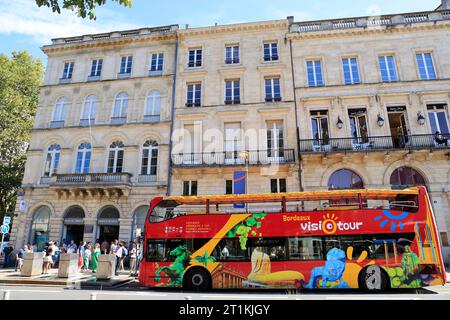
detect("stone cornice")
(287, 19), (450, 40)
(178, 20), (289, 38)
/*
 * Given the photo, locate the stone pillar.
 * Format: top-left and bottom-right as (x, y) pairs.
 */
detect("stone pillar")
(118, 218), (133, 243)
(96, 254), (116, 280)
(58, 253), (79, 278)
(21, 253), (44, 277)
(49, 217), (64, 242)
(83, 218), (97, 243)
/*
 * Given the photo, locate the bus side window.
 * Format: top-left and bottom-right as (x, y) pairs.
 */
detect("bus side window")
(146, 239), (165, 261)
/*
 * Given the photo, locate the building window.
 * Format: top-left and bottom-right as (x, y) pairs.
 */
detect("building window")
(328, 169), (364, 190)
(271, 179), (286, 193)
(90, 59), (103, 77)
(306, 60), (324, 87)
(311, 110), (330, 147)
(390, 167), (426, 188)
(62, 62), (74, 79)
(150, 53), (164, 72)
(81, 95), (97, 126)
(225, 45), (239, 64)
(132, 206), (149, 240)
(112, 92), (128, 123)
(141, 140), (158, 176)
(416, 53), (436, 80)
(264, 42), (278, 61)
(144, 91), (161, 122)
(226, 180), (233, 195)
(30, 206), (51, 250)
(378, 55), (398, 82)
(224, 123), (241, 163)
(225, 80), (240, 104)
(264, 77), (281, 102)
(342, 57), (360, 85)
(119, 56), (133, 74)
(188, 49), (202, 68)
(183, 181), (197, 196)
(51, 97), (68, 128)
(267, 120), (284, 159)
(186, 83), (201, 107)
(427, 104), (449, 135)
(107, 141), (124, 173)
(44, 144), (60, 177)
(75, 142), (92, 174)
(348, 109), (369, 145)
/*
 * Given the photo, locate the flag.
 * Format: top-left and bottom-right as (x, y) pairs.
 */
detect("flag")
(233, 171), (246, 209)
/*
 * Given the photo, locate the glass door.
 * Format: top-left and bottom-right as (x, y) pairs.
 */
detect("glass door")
(310, 111), (330, 152)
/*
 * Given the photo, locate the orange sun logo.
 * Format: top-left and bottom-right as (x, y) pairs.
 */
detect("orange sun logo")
(343, 247), (375, 288)
(322, 213), (338, 234)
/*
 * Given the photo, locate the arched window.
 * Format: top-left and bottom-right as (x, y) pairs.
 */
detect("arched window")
(112, 92), (128, 123)
(141, 140), (158, 176)
(30, 206), (51, 250)
(390, 167), (426, 188)
(328, 169), (364, 190)
(52, 97), (68, 127)
(75, 142), (92, 174)
(132, 206), (149, 240)
(81, 95), (97, 125)
(108, 141), (124, 173)
(144, 91), (161, 122)
(44, 144), (60, 177)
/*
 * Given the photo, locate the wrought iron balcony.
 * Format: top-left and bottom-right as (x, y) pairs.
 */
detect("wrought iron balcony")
(299, 134), (450, 154)
(172, 149), (296, 167)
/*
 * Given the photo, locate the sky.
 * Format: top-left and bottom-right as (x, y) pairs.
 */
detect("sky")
(0, 0), (443, 64)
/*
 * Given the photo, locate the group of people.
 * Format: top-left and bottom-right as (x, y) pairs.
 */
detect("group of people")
(2, 239), (142, 277)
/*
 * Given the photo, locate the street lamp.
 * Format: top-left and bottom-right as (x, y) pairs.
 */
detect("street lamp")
(377, 114), (385, 127)
(417, 112), (426, 126)
(337, 116), (344, 129)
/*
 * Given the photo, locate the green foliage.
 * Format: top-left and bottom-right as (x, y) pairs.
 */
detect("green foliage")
(35, 0), (132, 20)
(0, 51), (43, 224)
(226, 213), (267, 250)
(155, 245), (192, 287)
(194, 251), (216, 267)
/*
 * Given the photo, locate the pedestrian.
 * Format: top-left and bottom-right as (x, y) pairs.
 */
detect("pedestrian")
(110, 239), (118, 254)
(114, 242), (124, 276)
(120, 241), (128, 272)
(42, 243), (53, 274)
(101, 240), (110, 254)
(129, 242), (137, 276)
(15, 245), (27, 272)
(83, 245), (92, 271)
(49, 241), (59, 268)
(27, 244), (34, 253)
(77, 241), (85, 271)
(60, 242), (67, 254)
(2, 243), (14, 268)
(91, 243), (100, 273)
(68, 240), (77, 254)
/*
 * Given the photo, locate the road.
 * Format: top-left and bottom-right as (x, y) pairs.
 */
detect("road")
(1, 282), (450, 300)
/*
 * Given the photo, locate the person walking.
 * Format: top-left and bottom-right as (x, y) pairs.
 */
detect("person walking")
(68, 240), (77, 254)
(2, 243), (14, 268)
(42, 243), (53, 274)
(120, 242), (128, 272)
(15, 245), (27, 272)
(101, 240), (109, 254)
(91, 243), (101, 273)
(129, 242), (137, 276)
(110, 239), (118, 254)
(83, 245), (92, 271)
(114, 242), (124, 276)
(77, 241), (85, 271)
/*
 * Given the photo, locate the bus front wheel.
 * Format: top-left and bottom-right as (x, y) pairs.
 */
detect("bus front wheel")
(358, 265), (389, 292)
(183, 268), (211, 292)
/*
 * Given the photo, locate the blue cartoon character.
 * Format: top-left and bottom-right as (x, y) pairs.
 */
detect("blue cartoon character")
(305, 248), (349, 289)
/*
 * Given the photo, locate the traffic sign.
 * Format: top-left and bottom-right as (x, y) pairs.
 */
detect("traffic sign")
(3, 217), (10, 225)
(0, 225), (9, 234)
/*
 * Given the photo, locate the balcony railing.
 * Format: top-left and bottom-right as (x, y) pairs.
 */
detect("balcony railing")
(143, 115), (161, 123)
(172, 149), (295, 167)
(111, 116), (127, 125)
(50, 121), (65, 129)
(44, 173), (133, 185)
(299, 134), (450, 154)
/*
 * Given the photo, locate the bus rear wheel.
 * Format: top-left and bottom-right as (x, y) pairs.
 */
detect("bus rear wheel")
(183, 268), (211, 292)
(359, 265), (389, 292)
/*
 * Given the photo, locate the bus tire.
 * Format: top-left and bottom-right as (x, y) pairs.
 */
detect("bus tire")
(183, 267), (212, 292)
(358, 265), (390, 292)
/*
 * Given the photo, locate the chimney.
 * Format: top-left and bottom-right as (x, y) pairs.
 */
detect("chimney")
(437, 0), (450, 10)
(287, 16), (294, 25)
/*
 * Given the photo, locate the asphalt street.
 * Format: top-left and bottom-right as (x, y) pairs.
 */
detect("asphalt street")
(1, 282), (450, 300)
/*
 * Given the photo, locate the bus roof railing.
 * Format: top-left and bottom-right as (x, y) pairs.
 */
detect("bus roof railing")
(164, 188), (420, 206)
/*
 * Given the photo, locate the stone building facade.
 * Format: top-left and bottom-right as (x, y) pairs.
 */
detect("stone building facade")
(9, 3), (450, 263)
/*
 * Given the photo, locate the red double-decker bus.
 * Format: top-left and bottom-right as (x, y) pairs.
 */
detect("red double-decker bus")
(138, 187), (446, 291)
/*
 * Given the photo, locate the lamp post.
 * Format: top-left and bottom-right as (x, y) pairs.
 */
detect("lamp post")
(239, 150), (249, 212)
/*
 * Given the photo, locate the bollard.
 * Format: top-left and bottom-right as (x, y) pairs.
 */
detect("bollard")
(90, 293), (97, 300)
(3, 291), (10, 300)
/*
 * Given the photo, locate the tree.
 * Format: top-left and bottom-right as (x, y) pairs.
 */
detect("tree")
(0, 51), (43, 224)
(35, 0), (132, 20)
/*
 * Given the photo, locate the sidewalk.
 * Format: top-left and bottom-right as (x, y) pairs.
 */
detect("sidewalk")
(0, 267), (136, 287)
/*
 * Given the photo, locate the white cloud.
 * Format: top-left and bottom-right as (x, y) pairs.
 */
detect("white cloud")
(0, 0), (141, 45)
